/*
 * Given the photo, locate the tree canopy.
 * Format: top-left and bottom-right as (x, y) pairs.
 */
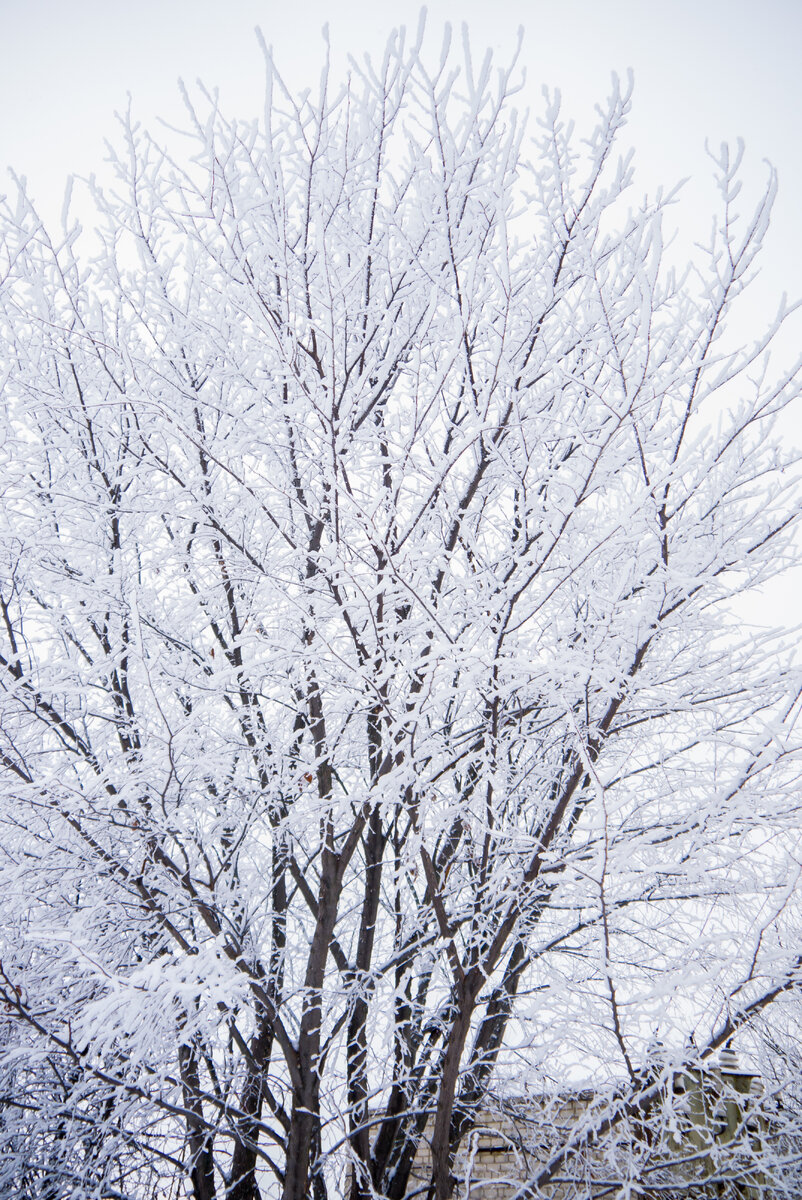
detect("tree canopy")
(1, 27), (801, 1200)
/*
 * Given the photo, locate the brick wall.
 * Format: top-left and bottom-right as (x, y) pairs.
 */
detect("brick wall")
(403, 1072), (766, 1198)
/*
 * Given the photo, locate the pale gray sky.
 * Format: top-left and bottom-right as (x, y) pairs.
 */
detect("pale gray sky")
(2, 1), (800, 228)
(3, 1), (800, 344)
(3, 0), (800, 286)
(2, 0), (800, 620)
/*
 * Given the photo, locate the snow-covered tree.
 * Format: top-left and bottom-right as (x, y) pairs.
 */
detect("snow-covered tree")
(1, 27), (800, 1200)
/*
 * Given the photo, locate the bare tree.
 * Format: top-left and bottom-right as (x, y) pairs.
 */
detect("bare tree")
(1, 26), (800, 1200)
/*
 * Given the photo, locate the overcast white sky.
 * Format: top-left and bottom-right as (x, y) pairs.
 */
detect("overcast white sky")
(3, 0), (800, 309)
(3, 1), (800, 356)
(1, 0), (800, 620)
(3, 1), (800, 241)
